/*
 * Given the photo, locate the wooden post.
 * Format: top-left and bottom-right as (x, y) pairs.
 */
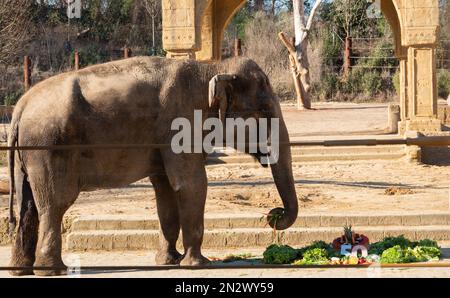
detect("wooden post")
(344, 37), (352, 76)
(23, 56), (31, 91)
(74, 50), (80, 70)
(234, 38), (242, 57)
(124, 47), (132, 59)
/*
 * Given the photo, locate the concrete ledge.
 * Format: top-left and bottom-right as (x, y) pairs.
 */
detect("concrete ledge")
(4, 213), (450, 249)
(70, 213), (450, 231)
(66, 226), (450, 251)
(207, 145), (407, 165)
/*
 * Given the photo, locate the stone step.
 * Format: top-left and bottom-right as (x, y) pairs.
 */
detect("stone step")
(207, 145), (407, 164)
(66, 225), (450, 251)
(211, 145), (406, 157)
(70, 213), (450, 232)
(207, 153), (406, 165)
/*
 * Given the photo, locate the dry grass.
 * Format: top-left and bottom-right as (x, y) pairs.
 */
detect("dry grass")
(242, 12), (295, 101)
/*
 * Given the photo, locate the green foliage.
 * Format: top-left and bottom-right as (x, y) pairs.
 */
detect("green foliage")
(325, 0), (374, 38)
(3, 89), (23, 106)
(381, 245), (441, 264)
(72, 45), (107, 67)
(369, 235), (439, 256)
(369, 235), (414, 255)
(438, 69), (450, 99)
(312, 38), (398, 102)
(311, 72), (340, 101)
(222, 253), (254, 263)
(412, 246), (441, 262)
(381, 246), (415, 264)
(263, 244), (299, 264)
(294, 248), (330, 265)
(262, 236), (441, 265)
(320, 28), (342, 67)
(297, 241), (337, 258)
(416, 239), (439, 248)
(229, 5), (254, 39)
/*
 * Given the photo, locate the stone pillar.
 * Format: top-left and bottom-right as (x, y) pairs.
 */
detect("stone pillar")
(162, 0), (200, 59)
(397, 57), (408, 134)
(196, 2), (215, 60)
(405, 46), (441, 132)
(400, 0), (441, 133)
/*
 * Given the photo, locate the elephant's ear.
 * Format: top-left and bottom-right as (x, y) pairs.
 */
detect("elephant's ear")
(209, 74), (236, 123)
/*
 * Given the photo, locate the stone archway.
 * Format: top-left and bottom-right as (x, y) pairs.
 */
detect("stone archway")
(162, 0), (441, 134)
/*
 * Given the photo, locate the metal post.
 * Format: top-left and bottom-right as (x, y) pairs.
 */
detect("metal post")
(23, 56), (31, 91)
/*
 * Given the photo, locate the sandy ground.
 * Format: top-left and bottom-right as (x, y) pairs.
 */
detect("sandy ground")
(0, 246), (449, 278)
(0, 103), (449, 278)
(0, 102), (447, 218)
(0, 102), (389, 143)
(282, 102), (389, 137)
(1, 161), (448, 218)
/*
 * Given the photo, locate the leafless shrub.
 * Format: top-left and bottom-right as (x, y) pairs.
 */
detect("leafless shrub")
(0, 0), (33, 65)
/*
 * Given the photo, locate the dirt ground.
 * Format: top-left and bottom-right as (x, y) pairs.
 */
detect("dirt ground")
(0, 102), (449, 218)
(0, 246), (449, 278)
(0, 161), (449, 219)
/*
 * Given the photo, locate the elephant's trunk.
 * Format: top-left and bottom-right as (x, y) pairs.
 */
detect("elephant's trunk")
(268, 111), (298, 231)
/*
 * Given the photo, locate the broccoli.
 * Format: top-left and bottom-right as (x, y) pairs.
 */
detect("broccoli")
(263, 244), (300, 264)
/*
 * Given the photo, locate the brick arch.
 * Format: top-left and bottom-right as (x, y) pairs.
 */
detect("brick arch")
(162, 0), (442, 134)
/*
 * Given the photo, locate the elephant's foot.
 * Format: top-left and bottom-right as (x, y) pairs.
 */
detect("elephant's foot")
(180, 253), (210, 266)
(33, 258), (67, 277)
(9, 267), (34, 276)
(9, 255), (35, 276)
(156, 249), (183, 265)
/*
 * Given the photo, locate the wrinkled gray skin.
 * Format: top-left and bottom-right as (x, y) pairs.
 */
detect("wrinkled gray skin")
(8, 57), (298, 276)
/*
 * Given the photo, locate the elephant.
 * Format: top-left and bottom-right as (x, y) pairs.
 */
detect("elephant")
(7, 56), (298, 276)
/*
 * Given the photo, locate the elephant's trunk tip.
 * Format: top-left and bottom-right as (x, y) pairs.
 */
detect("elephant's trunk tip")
(267, 206), (298, 231)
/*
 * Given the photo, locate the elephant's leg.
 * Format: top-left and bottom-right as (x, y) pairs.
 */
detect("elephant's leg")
(150, 174), (182, 265)
(9, 172), (39, 276)
(33, 209), (68, 276)
(28, 162), (79, 276)
(161, 151), (209, 266)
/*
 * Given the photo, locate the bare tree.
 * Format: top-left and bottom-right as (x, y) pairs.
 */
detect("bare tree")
(279, 0), (322, 110)
(142, 0), (162, 55)
(0, 0), (33, 65)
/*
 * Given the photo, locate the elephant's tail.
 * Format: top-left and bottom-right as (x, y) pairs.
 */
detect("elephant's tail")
(8, 115), (19, 237)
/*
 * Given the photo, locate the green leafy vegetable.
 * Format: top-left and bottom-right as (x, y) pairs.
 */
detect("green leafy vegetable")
(369, 235), (415, 255)
(415, 239), (439, 248)
(412, 246), (441, 262)
(298, 241), (336, 258)
(381, 245), (442, 264)
(263, 245), (299, 264)
(294, 248), (330, 265)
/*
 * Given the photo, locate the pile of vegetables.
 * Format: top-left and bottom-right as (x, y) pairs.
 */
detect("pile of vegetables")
(263, 233), (442, 265)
